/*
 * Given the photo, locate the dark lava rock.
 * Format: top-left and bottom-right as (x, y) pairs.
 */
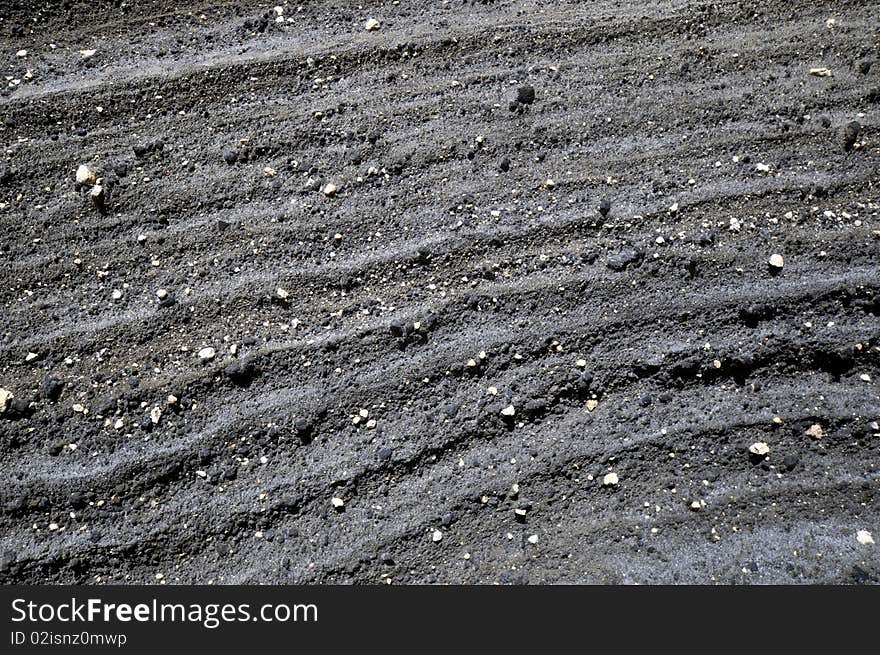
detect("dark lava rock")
(499, 157), (511, 172)
(224, 359), (259, 385)
(841, 121), (861, 151)
(222, 149), (238, 165)
(598, 198), (611, 217)
(516, 85), (536, 105)
(606, 249), (642, 272)
(40, 374), (64, 402)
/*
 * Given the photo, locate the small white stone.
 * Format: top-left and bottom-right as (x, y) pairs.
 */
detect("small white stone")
(365, 18), (381, 31)
(25, 352), (38, 362)
(432, 529), (443, 543)
(602, 472), (619, 486)
(156, 288), (168, 300)
(48, 523), (59, 531)
(768, 253), (784, 269)
(16, 49), (27, 58)
(756, 162), (771, 172)
(576, 359), (587, 368)
(331, 497), (345, 509)
(79, 49), (96, 59)
(856, 530), (875, 545)
(860, 373), (871, 382)
(749, 441), (770, 456)
(500, 405), (515, 417)
(527, 534), (539, 544)
(321, 182), (338, 196)
(150, 407), (162, 425)
(197, 347), (216, 361)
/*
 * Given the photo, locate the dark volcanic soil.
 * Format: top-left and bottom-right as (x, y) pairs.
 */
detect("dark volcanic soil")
(1, 1), (879, 584)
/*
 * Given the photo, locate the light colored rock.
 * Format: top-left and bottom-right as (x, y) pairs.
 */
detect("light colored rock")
(749, 441), (770, 456)
(804, 424), (824, 439)
(79, 49), (97, 59)
(197, 347), (216, 361)
(500, 404), (515, 417)
(768, 253), (784, 269)
(602, 472), (619, 486)
(857, 530), (875, 545)
(432, 529), (443, 543)
(321, 182), (338, 196)
(75, 164), (96, 185)
(331, 497), (344, 509)
(0, 388), (12, 413)
(365, 18), (381, 31)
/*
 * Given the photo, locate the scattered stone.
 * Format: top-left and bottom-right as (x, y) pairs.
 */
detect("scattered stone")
(40, 375), (64, 402)
(749, 441), (770, 456)
(0, 388), (12, 413)
(197, 347), (216, 361)
(222, 149), (238, 165)
(321, 182), (338, 196)
(331, 497), (345, 509)
(842, 121), (862, 151)
(804, 424), (824, 439)
(79, 49), (97, 59)
(809, 67), (833, 77)
(857, 530), (875, 546)
(598, 198), (611, 217)
(516, 85), (536, 105)
(90, 184), (105, 212)
(75, 165), (96, 186)
(16, 49), (27, 58)
(432, 529), (443, 543)
(606, 249), (642, 272)
(602, 472), (619, 486)
(499, 157), (511, 172)
(500, 404), (515, 417)
(275, 287), (290, 301)
(527, 534), (539, 544)
(365, 18), (381, 31)
(768, 253), (784, 271)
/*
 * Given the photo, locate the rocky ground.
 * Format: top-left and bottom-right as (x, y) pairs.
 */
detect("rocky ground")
(0, 1), (878, 584)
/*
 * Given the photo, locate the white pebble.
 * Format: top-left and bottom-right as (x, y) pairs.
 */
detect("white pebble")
(197, 347), (216, 361)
